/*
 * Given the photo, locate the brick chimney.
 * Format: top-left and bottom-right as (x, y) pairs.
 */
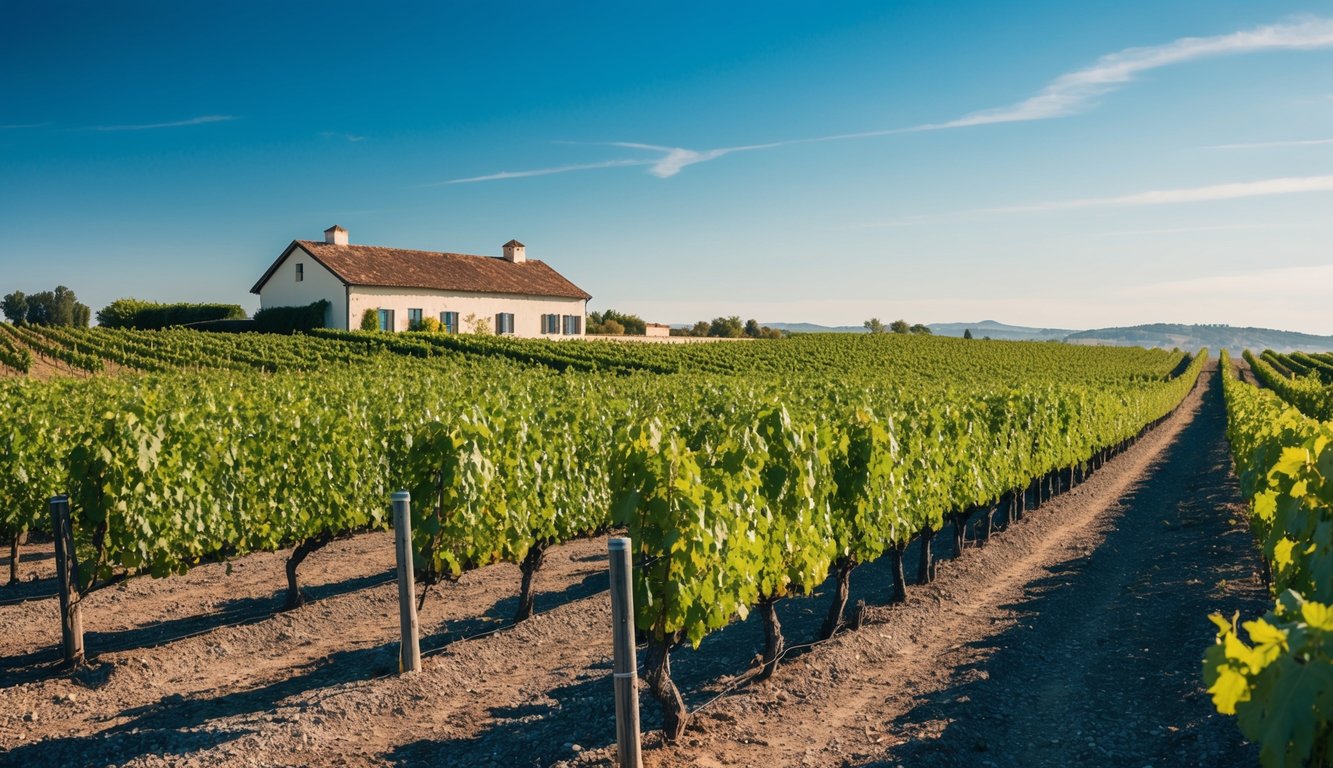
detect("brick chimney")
(502, 239), (526, 263)
(324, 225), (348, 245)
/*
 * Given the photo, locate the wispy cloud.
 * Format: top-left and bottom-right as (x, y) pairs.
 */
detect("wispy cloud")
(986, 175), (1333, 213)
(1206, 137), (1333, 149)
(319, 131), (366, 142)
(602, 141), (787, 178)
(1087, 223), (1272, 237)
(918, 18), (1333, 130)
(87, 115), (237, 131)
(445, 17), (1333, 183)
(433, 159), (652, 185)
(1132, 264), (1333, 298)
(0, 122), (47, 130)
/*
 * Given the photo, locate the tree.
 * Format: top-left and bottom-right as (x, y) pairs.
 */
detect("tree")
(587, 308), (647, 335)
(963, 328), (973, 340)
(1, 292), (27, 324)
(689, 321), (710, 337)
(744, 319), (762, 338)
(20, 286), (89, 327)
(863, 318), (886, 335)
(708, 316), (744, 338)
(889, 319), (910, 334)
(909, 323), (932, 335)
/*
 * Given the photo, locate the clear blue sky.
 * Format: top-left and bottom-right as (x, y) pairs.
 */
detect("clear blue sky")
(3, 1), (1332, 332)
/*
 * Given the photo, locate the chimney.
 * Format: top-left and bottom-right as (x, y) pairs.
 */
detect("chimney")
(324, 225), (348, 245)
(502, 239), (526, 263)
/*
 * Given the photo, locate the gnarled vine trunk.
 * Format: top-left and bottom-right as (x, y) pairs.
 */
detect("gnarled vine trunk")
(644, 632), (687, 742)
(515, 542), (547, 623)
(950, 511), (967, 556)
(8, 532), (19, 586)
(757, 596), (784, 680)
(889, 543), (908, 604)
(917, 527), (936, 583)
(819, 558), (855, 640)
(284, 533), (334, 610)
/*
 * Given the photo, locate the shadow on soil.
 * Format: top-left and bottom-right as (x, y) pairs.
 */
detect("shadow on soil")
(6, 569), (609, 767)
(0, 569), (398, 690)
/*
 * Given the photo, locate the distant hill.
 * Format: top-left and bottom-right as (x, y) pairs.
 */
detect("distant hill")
(1065, 324), (1333, 354)
(928, 320), (1075, 341)
(759, 322), (868, 334)
(721, 320), (1333, 353)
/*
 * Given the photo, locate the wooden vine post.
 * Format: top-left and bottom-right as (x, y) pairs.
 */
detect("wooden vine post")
(49, 495), (84, 666)
(392, 491), (421, 674)
(607, 537), (643, 767)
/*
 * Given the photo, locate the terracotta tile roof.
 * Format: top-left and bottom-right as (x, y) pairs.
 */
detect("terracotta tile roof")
(251, 241), (591, 300)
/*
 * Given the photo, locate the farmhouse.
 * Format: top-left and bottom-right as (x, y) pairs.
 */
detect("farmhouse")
(250, 226), (591, 336)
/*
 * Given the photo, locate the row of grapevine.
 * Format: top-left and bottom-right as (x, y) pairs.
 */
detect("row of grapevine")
(1206, 351), (1333, 768)
(1, 323), (103, 373)
(1244, 350), (1333, 421)
(0, 332), (1201, 713)
(0, 325), (33, 373)
(610, 349), (1206, 736)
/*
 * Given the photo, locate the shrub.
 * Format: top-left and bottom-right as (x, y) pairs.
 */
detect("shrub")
(361, 308), (379, 331)
(97, 299), (246, 329)
(253, 300), (330, 334)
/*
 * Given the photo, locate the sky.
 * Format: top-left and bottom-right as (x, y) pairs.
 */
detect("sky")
(2, 1), (1332, 333)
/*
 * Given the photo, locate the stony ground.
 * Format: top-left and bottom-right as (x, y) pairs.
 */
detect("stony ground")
(0, 364), (1266, 767)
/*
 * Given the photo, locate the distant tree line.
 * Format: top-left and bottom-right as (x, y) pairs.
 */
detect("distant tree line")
(2, 287), (90, 327)
(863, 318), (932, 335)
(671, 316), (784, 340)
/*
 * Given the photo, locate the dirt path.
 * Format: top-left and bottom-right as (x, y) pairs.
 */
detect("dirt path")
(1, 364), (1265, 767)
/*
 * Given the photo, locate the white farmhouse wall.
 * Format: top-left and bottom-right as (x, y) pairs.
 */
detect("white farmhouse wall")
(349, 286), (586, 338)
(257, 247), (349, 329)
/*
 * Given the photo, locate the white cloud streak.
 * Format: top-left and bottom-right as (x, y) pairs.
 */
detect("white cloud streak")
(986, 175), (1333, 213)
(1206, 137), (1333, 149)
(319, 131), (366, 142)
(917, 18), (1333, 130)
(87, 115), (237, 131)
(1131, 264), (1333, 298)
(435, 159), (652, 185)
(444, 17), (1333, 183)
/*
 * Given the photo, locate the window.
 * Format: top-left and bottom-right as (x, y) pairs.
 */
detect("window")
(541, 313), (560, 334)
(440, 311), (459, 334)
(378, 308), (395, 332)
(495, 312), (515, 335)
(295, 263), (304, 282)
(562, 315), (582, 335)
(407, 308), (423, 330)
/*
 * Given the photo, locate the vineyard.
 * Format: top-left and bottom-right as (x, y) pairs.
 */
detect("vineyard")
(1206, 351), (1333, 767)
(0, 326), (1299, 766)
